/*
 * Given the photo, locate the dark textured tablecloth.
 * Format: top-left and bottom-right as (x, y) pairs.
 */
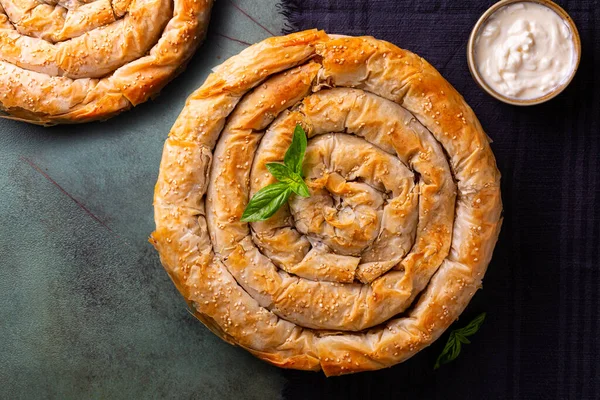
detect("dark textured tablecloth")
(279, 1), (600, 399)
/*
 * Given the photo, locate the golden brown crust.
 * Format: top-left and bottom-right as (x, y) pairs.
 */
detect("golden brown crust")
(0, 0), (213, 125)
(152, 30), (502, 376)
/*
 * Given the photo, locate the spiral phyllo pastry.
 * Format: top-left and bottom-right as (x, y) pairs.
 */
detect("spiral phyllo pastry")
(152, 30), (502, 375)
(0, 0), (212, 124)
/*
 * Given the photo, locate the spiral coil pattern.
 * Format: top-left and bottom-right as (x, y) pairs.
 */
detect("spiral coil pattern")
(0, 0), (212, 124)
(152, 30), (502, 375)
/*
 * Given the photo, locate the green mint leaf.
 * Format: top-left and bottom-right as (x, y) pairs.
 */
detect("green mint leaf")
(241, 182), (292, 222)
(284, 124), (307, 176)
(434, 313), (486, 370)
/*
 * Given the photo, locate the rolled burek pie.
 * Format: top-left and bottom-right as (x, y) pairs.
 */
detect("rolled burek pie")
(0, 0), (213, 125)
(152, 30), (502, 375)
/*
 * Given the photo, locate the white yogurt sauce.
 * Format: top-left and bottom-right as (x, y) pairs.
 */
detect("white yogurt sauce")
(474, 2), (576, 100)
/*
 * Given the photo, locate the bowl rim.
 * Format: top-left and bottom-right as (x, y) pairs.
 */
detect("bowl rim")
(466, 0), (582, 106)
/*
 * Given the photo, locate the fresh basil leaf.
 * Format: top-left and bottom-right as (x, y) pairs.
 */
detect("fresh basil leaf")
(241, 124), (311, 223)
(455, 312), (486, 337)
(266, 163), (296, 184)
(290, 180), (310, 197)
(266, 163), (310, 197)
(284, 124), (307, 176)
(456, 334), (471, 345)
(434, 313), (486, 370)
(449, 339), (461, 359)
(241, 182), (292, 222)
(434, 333), (458, 369)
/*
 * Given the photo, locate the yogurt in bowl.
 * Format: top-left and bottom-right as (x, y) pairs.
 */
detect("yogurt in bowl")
(467, 0), (581, 105)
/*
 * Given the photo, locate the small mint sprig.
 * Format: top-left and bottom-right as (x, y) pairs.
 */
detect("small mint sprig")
(241, 124), (310, 222)
(434, 312), (486, 369)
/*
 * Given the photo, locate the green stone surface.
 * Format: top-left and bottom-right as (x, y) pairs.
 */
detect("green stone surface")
(0, 1), (287, 398)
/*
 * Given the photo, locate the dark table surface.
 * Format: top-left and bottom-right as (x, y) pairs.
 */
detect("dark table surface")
(2, 0), (599, 398)
(281, 0), (600, 399)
